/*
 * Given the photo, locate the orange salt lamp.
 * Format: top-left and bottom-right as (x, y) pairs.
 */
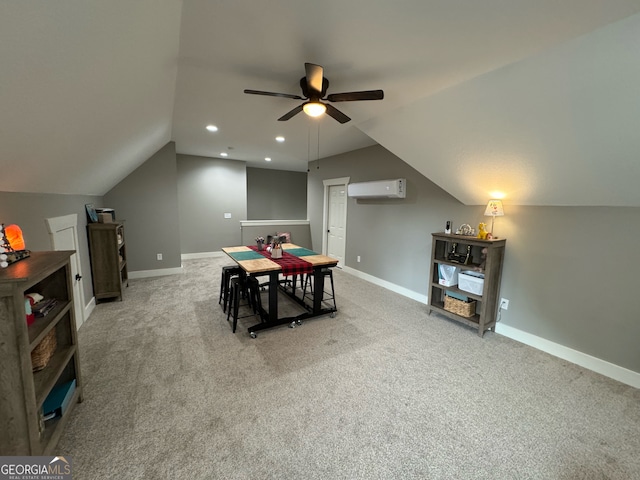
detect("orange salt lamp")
(5, 224), (26, 251)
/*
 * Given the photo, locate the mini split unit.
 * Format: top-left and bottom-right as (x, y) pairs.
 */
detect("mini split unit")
(347, 178), (406, 198)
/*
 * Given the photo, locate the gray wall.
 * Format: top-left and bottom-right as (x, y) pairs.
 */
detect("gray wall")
(98, 148), (308, 264)
(496, 206), (640, 372)
(308, 145), (472, 292)
(104, 142), (182, 271)
(177, 154), (247, 253)
(308, 145), (640, 373)
(0, 144), (302, 309)
(247, 168), (307, 220)
(0, 191), (103, 305)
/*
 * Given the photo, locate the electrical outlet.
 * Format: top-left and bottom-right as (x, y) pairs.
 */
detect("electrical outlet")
(357, 255), (361, 262)
(500, 298), (509, 310)
(157, 253), (163, 261)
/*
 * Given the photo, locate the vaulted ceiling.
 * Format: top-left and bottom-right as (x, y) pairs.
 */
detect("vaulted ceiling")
(2, 1), (640, 206)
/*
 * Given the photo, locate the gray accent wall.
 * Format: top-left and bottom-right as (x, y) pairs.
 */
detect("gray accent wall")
(104, 141), (182, 271)
(308, 145), (471, 293)
(177, 154), (247, 253)
(496, 206), (640, 373)
(247, 168), (307, 220)
(308, 145), (640, 373)
(0, 191), (102, 306)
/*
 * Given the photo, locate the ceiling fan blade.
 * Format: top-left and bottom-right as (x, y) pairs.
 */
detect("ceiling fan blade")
(244, 89), (303, 100)
(326, 90), (384, 102)
(325, 104), (351, 124)
(278, 104), (304, 121)
(305, 63), (324, 94)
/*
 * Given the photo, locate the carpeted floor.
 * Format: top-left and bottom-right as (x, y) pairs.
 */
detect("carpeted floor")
(58, 257), (640, 479)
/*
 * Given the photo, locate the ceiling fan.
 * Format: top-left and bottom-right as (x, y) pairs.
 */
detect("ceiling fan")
(244, 63), (384, 124)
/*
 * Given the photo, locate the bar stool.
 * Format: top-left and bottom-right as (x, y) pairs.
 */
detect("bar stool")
(302, 268), (337, 314)
(219, 265), (242, 313)
(278, 273), (299, 294)
(227, 276), (263, 333)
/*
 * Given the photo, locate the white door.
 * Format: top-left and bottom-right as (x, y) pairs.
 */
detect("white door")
(45, 214), (86, 329)
(326, 184), (347, 267)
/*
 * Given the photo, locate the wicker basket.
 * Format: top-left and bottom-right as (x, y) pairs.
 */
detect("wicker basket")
(31, 329), (57, 372)
(444, 295), (476, 318)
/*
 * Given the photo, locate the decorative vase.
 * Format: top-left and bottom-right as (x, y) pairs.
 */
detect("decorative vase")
(257, 242), (263, 251)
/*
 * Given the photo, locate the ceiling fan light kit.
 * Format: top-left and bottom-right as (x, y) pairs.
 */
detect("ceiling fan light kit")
(303, 102), (326, 117)
(244, 63), (384, 124)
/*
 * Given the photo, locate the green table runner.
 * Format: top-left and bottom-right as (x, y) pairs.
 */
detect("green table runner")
(283, 247), (317, 257)
(228, 250), (264, 261)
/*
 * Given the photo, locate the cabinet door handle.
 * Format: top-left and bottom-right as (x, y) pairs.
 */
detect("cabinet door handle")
(75, 274), (82, 281)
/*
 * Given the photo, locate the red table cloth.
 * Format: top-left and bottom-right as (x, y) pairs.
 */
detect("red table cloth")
(248, 245), (313, 276)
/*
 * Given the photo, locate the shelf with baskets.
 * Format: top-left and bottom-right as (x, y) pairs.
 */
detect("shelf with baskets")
(428, 233), (506, 337)
(87, 222), (129, 302)
(0, 251), (83, 455)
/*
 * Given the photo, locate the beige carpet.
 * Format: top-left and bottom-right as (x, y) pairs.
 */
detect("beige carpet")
(58, 256), (640, 479)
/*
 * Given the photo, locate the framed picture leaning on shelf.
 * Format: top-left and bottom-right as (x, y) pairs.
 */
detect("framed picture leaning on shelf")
(85, 203), (98, 223)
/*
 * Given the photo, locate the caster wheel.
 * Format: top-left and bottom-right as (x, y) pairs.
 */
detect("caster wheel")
(296, 319), (303, 326)
(330, 312), (336, 318)
(250, 332), (257, 339)
(288, 321), (296, 328)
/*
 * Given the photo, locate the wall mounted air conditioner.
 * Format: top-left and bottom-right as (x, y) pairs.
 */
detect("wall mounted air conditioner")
(347, 178), (406, 198)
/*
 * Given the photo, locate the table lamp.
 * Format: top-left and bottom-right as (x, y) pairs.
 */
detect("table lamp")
(484, 200), (504, 237)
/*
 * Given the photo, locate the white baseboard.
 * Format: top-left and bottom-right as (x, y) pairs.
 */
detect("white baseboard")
(181, 251), (225, 260)
(78, 297), (96, 330)
(341, 265), (427, 304)
(104, 253), (222, 281)
(343, 266), (640, 389)
(495, 323), (640, 389)
(128, 265), (184, 279)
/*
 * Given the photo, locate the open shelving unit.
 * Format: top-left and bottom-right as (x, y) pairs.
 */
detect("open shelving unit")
(0, 251), (83, 455)
(428, 233), (506, 337)
(87, 222), (128, 302)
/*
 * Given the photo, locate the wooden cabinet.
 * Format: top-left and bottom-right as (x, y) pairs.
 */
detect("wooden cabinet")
(428, 233), (506, 337)
(0, 251), (83, 455)
(87, 222), (128, 302)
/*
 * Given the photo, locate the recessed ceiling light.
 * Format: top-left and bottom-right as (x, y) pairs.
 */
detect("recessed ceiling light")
(220, 152), (228, 157)
(275, 136), (285, 142)
(265, 157), (272, 162)
(206, 125), (218, 132)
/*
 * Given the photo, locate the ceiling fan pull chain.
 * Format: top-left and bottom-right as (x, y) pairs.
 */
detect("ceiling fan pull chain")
(307, 126), (311, 172)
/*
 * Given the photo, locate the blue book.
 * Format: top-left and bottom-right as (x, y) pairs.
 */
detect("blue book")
(445, 290), (469, 302)
(43, 379), (76, 418)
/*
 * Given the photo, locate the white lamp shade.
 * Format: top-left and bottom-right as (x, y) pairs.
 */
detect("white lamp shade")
(484, 199), (504, 217)
(303, 102), (326, 117)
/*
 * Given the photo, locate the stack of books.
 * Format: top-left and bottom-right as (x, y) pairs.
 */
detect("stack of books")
(32, 298), (58, 317)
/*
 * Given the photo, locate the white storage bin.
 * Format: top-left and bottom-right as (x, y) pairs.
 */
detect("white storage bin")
(438, 264), (460, 287)
(458, 271), (485, 295)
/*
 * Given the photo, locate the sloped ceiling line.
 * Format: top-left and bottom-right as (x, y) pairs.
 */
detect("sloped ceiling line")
(360, 12), (640, 207)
